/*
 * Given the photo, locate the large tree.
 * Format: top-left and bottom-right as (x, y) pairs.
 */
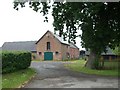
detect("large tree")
(113, 45), (120, 55)
(13, 1), (120, 69)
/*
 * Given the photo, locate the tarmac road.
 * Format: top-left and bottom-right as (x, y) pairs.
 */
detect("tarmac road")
(23, 61), (118, 88)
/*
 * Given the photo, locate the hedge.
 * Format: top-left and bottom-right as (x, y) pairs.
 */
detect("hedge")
(2, 51), (31, 74)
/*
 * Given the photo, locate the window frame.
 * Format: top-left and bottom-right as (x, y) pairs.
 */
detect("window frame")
(47, 42), (50, 50)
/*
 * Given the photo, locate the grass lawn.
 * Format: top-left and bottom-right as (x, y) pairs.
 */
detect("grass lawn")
(2, 68), (36, 89)
(65, 60), (119, 77)
(32, 59), (43, 62)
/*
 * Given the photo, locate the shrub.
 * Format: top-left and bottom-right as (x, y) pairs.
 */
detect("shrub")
(2, 51), (31, 74)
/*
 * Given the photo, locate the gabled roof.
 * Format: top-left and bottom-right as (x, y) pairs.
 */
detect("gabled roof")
(36, 30), (69, 45)
(36, 30), (79, 49)
(51, 32), (69, 45)
(2, 41), (36, 51)
(85, 47), (116, 55)
(69, 42), (79, 49)
(36, 30), (50, 44)
(2, 30), (79, 51)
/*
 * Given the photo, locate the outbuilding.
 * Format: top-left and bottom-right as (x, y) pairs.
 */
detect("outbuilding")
(85, 47), (117, 61)
(2, 30), (79, 61)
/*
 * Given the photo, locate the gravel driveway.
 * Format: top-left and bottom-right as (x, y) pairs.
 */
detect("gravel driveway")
(23, 61), (119, 88)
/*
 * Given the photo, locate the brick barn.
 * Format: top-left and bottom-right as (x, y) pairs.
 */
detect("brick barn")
(2, 30), (79, 60)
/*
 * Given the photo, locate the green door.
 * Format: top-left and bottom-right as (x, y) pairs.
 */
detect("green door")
(44, 52), (53, 60)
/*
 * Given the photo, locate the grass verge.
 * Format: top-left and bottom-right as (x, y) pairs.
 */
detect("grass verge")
(65, 60), (119, 77)
(2, 68), (36, 89)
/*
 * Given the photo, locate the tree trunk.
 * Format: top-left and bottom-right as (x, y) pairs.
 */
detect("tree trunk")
(85, 50), (97, 69)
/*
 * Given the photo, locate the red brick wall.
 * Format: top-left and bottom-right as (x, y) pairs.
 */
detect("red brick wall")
(36, 31), (62, 60)
(69, 47), (79, 59)
(61, 44), (69, 60)
(36, 31), (79, 60)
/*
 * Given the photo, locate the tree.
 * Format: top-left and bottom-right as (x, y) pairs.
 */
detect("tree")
(13, 1), (120, 69)
(112, 45), (120, 55)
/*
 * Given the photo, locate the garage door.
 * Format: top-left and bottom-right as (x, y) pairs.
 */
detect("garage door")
(44, 52), (53, 60)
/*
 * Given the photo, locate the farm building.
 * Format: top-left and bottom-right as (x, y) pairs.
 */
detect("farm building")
(2, 30), (79, 60)
(85, 47), (117, 61)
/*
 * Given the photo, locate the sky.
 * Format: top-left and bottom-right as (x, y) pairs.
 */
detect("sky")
(0, 0), (84, 50)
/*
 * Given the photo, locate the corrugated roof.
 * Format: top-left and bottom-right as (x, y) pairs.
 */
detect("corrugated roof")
(85, 47), (115, 55)
(2, 41), (36, 51)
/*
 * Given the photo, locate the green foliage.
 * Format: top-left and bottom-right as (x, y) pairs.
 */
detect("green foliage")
(2, 68), (36, 88)
(65, 60), (119, 76)
(2, 51), (31, 74)
(13, 1), (120, 52)
(13, 1), (120, 69)
(112, 45), (120, 55)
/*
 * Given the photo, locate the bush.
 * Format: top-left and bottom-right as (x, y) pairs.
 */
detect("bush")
(2, 51), (31, 74)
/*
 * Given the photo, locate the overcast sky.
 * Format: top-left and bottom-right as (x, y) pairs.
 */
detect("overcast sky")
(0, 0), (84, 50)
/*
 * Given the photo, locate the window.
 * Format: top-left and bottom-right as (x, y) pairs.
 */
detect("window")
(47, 42), (50, 50)
(55, 51), (59, 55)
(39, 52), (42, 55)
